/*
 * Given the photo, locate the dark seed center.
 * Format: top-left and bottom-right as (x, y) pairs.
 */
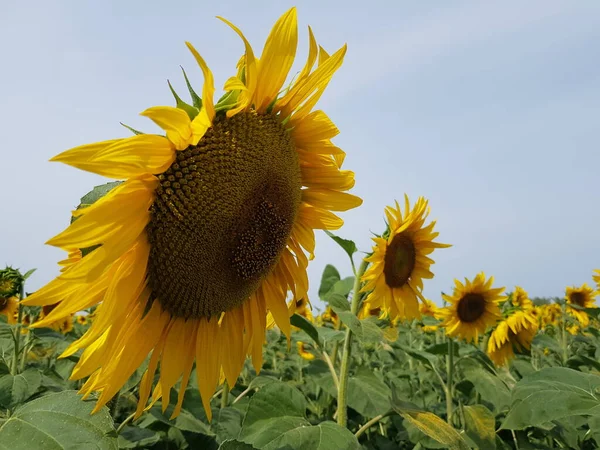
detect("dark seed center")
(146, 112), (302, 319)
(383, 234), (416, 288)
(570, 292), (586, 307)
(456, 293), (486, 323)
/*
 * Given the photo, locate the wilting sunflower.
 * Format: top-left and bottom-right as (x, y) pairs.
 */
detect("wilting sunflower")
(487, 310), (538, 366)
(511, 286), (533, 310)
(296, 341), (316, 360)
(22, 8), (361, 420)
(360, 196), (450, 320)
(0, 296), (18, 325)
(439, 273), (505, 343)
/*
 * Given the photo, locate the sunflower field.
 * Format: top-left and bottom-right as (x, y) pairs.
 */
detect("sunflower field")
(1, 6), (599, 450)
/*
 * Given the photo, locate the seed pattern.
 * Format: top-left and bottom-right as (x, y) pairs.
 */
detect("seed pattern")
(383, 234), (416, 288)
(146, 112), (302, 319)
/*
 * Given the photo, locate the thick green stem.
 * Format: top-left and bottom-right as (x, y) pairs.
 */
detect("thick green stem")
(445, 338), (454, 424)
(560, 309), (569, 365)
(220, 380), (229, 409)
(11, 283), (25, 375)
(336, 259), (368, 428)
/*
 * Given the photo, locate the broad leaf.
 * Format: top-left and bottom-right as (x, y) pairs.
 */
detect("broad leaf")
(318, 265), (340, 300)
(463, 404), (496, 449)
(0, 390), (117, 449)
(290, 314), (321, 349)
(0, 368), (41, 408)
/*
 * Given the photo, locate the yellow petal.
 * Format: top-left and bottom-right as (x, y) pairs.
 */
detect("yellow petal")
(302, 189), (362, 211)
(297, 204), (343, 230)
(254, 7), (298, 112)
(185, 42), (215, 122)
(140, 106), (193, 150)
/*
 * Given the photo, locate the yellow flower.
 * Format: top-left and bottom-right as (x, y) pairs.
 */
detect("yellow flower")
(296, 341), (315, 360)
(0, 296), (18, 325)
(539, 303), (562, 327)
(511, 286), (533, 310)
(294, 297), (314, 323)
(419, 299), (440, 318)
(76, 315), (88, 325)
(594, 270), (600, 290)
(439, 272), (505, 343)
(318, 306), (339, 327)
(36, 303), (74, 334)
(421, 325), (439, 334)
(487, 311), (538, 366)
(566, 323), (580, 335)
(22, 8), (360, 421)
(360, 196), (450, 320)
(565, 284), (597, 327)
(357, 302), (382, 320)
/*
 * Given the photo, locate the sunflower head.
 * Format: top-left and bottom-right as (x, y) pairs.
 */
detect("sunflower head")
(357, 302), (382, 320)
(0, 296), (19, 325)
(319, 306), (339, 327)
(23, 8), (361, 421)
(0, 267), (22, 297)
(76, 315), (88, 325)
(419, 299), (439, 318)
(565, 284), (597, 328)
(361, 196), (450, 321)
(594, 270), (600, 290)
(439, 272), (505, 343)
(487, 310), (538, 366)
(540, 303), (562, 327)
(511, 286), (533, 310)
(296, 341), (315, 360)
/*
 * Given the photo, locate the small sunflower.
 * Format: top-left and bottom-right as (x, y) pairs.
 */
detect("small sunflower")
(540, 303), (562, 327)
(318, 306), (339, 327)
(296, 341), (315, 360)
(77, 315), (88, 326)
(0, 296), (19, 325)
(294, 297), (314, 323)
(487, 310), (538, 366)
(36, 303), (74, 334)
(594, 270), (600, 290)
(439, 273), (505, 343)
(565, 284), (597, 328)
(360, 196), (450, 320)
(419, 299), (439, 318)
(421, 325), (439, 334)
(23, 8), (360, 420)
(511, 286), (533, 310)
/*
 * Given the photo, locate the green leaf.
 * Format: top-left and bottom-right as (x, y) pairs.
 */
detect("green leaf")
(219, 440), (257, 450)
(0, 368), (41, 408)
(22, 269), (36, 280)
(290, 314), (321, 349)
(463, 404), (496, 450)
(391, 392), (469, 450)
(318, 265), (340, 300)
(316, 327), (345, 345)
(214, 407), (244, 444)
(168, 80), (199, 119)
(501, 367), (600, 430)
(425, 341), (459, 357)
(327, 293), (350, 312)
(398, 345), (438, 369)
(181, 66), (202, 109)
(77, 182), (122, 211)
(532, 333), (561, 354)
(324, 231), (357, 267)
(117, 426), (161, 448)
(460, 359), (511, 412)
(0, 390), (117, 449)
(262, 421), (360, 450)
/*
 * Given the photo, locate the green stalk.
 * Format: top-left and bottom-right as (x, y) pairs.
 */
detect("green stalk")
(11, 283), (25, 375)
(220, 380), (229, 409)
(336, 259), (368, 427)
(445, 337), (454, 424)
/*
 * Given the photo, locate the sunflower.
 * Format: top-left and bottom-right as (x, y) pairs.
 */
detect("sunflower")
(419, 299), (440, 318)
(296, 341), (316, 360)
(0, 296), (19, 325)
(22, 8), (361, 421)
(357, 302), (382, 319)
(540, 303), (562, 327)
(360, 196), (450, 320)
(487, 310), (538, 366)
(421, 325), (439, 334)
(294, 297), (314, 323)
(318, 306), (339, 327)
(594, 270), (600, 290)
(36, 303), (74, 334)
(77, 315), (88, 325)
(511, 286), (533, 310)
(565, 284), (597, 328)
(439, 273), (505, 343)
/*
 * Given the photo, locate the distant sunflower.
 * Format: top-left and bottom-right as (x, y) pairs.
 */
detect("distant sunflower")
(296, 341), (315, 360)
(439, 273), (505, 342)
(421, 325), (439, 334)
(594, 270), (600, 290)
(357, 302), (382, 319)
(419, 299), (440, 318)
(540, 303), (562, 327)
(360, 196), (450, 320)
(0, 296), (18, 325)
(294, 297), (314, 323)
(319, 306), (339, 327)
(487, 310), (538, 366)
(77, 315), (88, 325)
(22, 8), (360, 420)
(36, 303), (74, 334)
(565, 284), (597, 327)
(511, 286), (533, 310)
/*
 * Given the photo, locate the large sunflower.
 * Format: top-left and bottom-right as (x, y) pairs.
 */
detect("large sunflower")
(360, 196), (450, 320)
(565, 284), (597, 328)
(487, 310), (538, 366)
(22, 8), (361, 420)
(439, 272), (505, 342)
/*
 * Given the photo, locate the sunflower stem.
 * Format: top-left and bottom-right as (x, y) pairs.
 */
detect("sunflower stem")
(11, 283), (25, 375)
(354, 410), (393, 439)
(336, 259), (368, 428)
(560, 305), (569, 365)
(220, 380), (229, 409)
(445, 337), (454, 425)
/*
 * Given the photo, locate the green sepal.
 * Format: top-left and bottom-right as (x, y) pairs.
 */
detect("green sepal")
(120, 122), (144, 135)
(0, 267), (25, 297)
(168, 80), (199, 120)
(215, 90), (240, 113)
(180, 66), (202, 110)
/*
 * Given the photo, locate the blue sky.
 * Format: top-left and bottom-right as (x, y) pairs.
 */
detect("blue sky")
(1, 1), (599, 310)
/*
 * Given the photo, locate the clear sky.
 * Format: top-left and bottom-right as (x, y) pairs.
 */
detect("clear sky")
(1, 1), (599, 311)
